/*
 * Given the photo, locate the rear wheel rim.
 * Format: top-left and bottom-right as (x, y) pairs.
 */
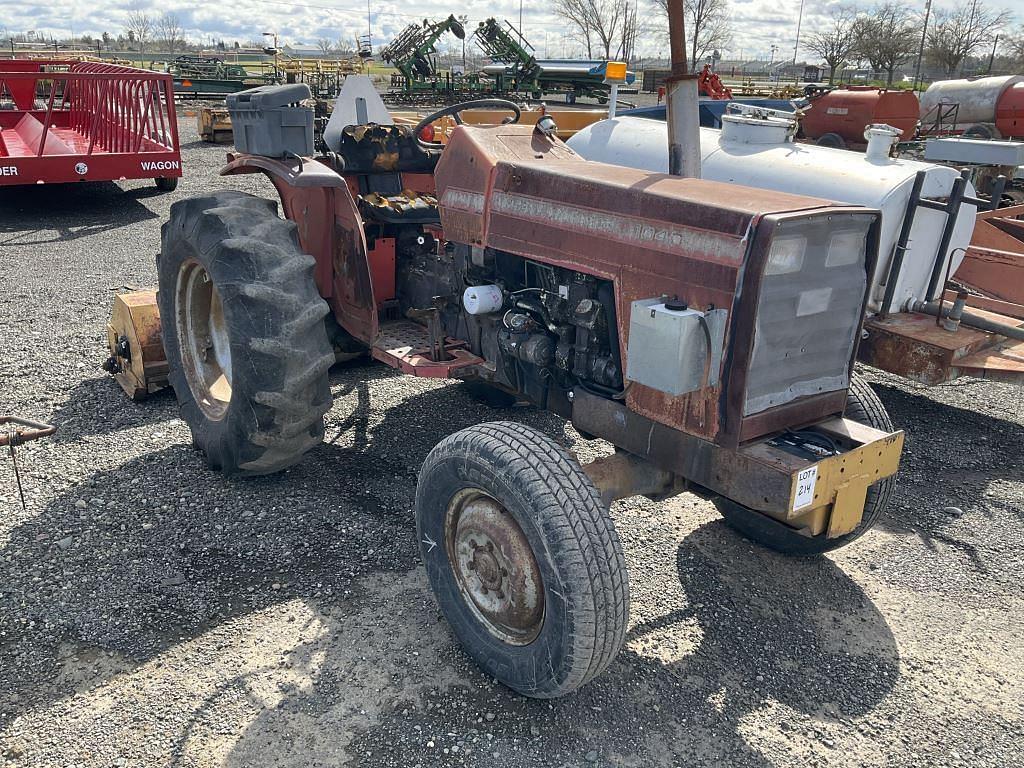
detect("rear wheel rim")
(444, 489), (545, 645)
(175, 259), (232, 420)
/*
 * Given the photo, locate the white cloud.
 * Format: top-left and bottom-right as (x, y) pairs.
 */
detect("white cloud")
(5, 0), (1022, 60)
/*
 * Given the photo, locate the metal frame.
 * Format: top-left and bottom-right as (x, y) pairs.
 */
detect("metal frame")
(0, 60), (181, 186)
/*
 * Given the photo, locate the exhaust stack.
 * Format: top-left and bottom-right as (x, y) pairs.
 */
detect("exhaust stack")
(664, 0), (701, 178)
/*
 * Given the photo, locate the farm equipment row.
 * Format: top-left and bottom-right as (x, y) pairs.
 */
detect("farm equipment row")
(380, 16), (633, 105)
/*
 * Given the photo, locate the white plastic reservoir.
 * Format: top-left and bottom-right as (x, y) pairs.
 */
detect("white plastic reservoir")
(567, 115), (977, 312)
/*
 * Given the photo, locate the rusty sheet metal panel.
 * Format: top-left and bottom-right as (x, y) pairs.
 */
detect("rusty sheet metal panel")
(961, 204), (1024, 305)
(958, 245), (1024, 306)
(485, 161), (751, 440)
(435, 125), (580, 246)
(435, 124), (866, 444)
(859, 310), (1024, 385)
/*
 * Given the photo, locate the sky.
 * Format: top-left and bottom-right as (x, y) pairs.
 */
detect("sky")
(2, 0), (1022, 62)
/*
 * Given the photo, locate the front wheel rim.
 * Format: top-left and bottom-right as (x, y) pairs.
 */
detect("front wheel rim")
(444, 489), (545, 645)
(175, 259), (232, 420)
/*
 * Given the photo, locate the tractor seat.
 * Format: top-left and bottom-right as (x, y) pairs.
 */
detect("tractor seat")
(333, 123), (439, 175)
(357, 188), (440, 224)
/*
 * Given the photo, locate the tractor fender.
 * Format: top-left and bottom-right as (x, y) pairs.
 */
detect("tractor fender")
(220, 154), (378, 344)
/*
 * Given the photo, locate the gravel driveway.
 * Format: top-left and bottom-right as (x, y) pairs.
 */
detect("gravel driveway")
(1, 115), (1022, 768)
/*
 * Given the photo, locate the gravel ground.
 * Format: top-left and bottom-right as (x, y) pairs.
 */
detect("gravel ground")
(1, 114), (1022, 768)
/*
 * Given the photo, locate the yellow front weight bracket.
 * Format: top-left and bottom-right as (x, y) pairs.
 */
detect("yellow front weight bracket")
(745, 418), (904, 538)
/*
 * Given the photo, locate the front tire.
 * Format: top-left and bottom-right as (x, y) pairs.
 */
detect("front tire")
(416, 422), (629, 697)
(717, 375), (895, 555)
(158, 190), (334, 475)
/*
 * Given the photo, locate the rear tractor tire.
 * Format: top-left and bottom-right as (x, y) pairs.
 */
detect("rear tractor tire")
(460, 380), (520, 409)
(716, 374), (895, 556)
(416, 422), (629, 697)
(815, 132), (846, 149)
(157, 190), (335, 475)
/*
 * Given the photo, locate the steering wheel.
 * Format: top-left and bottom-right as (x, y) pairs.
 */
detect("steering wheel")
(414, 99), (522, 149)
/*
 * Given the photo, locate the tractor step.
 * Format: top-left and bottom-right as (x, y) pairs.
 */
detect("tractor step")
(371, 320), (483, 377)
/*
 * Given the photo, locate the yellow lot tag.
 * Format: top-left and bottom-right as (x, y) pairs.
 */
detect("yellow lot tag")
(794, 466), (818, 511)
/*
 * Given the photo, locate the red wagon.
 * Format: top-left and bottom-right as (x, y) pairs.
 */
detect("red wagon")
(0, 60), (182, 190)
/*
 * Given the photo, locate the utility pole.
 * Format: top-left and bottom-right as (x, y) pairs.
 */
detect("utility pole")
(987, 35), (999, 74)
(793, 0), (805, 65)
(366, 0), (372, 53)
(519, 0), (523, 36)
(962, 0), (979, 76)
(912, 0), (932, 93)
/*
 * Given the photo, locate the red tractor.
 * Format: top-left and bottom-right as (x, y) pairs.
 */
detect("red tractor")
(107, 85), (903, 698)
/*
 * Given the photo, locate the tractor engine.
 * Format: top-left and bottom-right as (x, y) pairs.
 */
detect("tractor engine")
(395, 238), (622, 408)
(427, 123), (880, 447)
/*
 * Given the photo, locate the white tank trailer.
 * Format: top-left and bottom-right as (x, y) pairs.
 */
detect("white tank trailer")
(919, 75), (1024, 139)
(567, 113), (978, 314)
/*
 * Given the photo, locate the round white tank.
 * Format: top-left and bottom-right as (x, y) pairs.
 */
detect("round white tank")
(920, 75), (1023, 126)
(567, 115), (977, 312)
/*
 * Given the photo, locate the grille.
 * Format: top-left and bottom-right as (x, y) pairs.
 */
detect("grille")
(743, 213), (874, 416)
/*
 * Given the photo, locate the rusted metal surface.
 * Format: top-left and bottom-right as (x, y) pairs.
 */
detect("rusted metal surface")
(860, 309), (1024, 384)
(435, 123), (867, 445)
(444, 489), (544, 645)
(221, 154), (378, 344)
(571, 389), (903, 539)
(370, 320), (483, 377)
(581, 451), (675, 505)
(943, 289), (1024, 321)
(1, 415), (57, 510)
(958, 245), (1024, 306)
(961, 203), (1024, 304)
(0, 416), (56, 448)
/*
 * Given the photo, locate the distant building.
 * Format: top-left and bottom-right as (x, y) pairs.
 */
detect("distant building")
(282, 43), (326, 58)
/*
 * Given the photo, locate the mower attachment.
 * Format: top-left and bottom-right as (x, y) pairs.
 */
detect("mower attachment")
(103, 291), (169, 400)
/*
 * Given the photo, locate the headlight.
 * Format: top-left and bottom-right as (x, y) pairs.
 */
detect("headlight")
(766, 236), (806, 275)
(826, 229), (867, 268)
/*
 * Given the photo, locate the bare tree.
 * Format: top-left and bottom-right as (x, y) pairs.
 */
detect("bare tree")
(124, 9), (152, 52)
(653, 0), (732, 70)
(156, 12), (184, 54)
(554, 0), (595, 57)
(316, 38), (334, 55)
(805, 8), (857, 84)
(926, 1), (1012, 76)
(335, 37), (356, 56)
(589, 0), (628, 59)
(1006, 26), (1024, 65)
(852, 2), (920, 86)
(618, 1), (638, 62)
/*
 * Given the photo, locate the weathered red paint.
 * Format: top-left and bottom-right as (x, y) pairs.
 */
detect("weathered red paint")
(0, 60), (181, 186)
(221, 154), (379, 344)
(434, 124), (871, 445)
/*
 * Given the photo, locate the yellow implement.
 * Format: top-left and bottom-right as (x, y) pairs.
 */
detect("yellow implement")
(103, 291), (168, 400)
